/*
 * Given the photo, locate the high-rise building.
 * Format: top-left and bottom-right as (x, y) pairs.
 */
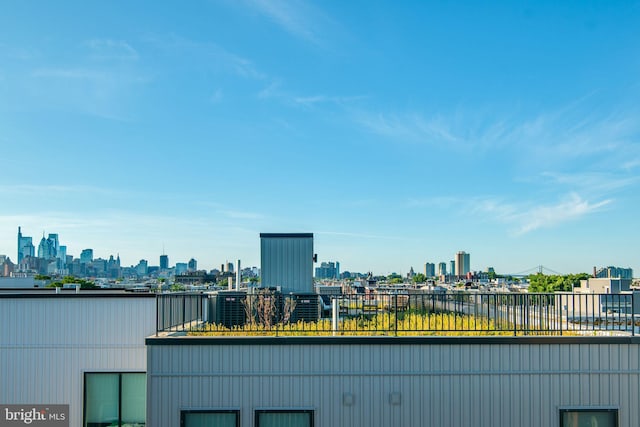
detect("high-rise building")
(37, 234), (56, 260)
(17, 227), (35, 263)
(455, 251), (471, 277)
(80, 249), (94, 264)
(175, 263), (188, 275)
(106, 255), (121, 279)
(136, 259), (148, 276)
(48, 234), (59, 254)
(160, 255), (169, 270)
(450, 260), (455, 277)
(315, 261), (340, 280)
(425, 262), (436, 277)
(57, 245), (67, 267)
(188, 258), (197, 272)
(438, 262), (447, 276)
(2, 257), (14, 277)
(595, 266), (633, 280)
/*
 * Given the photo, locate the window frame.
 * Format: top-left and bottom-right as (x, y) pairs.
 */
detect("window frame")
(83, 371), (146, 427)
(559, 407), (619, 427)
(254, 409), (314, 427)
(180, 409), (240, 427)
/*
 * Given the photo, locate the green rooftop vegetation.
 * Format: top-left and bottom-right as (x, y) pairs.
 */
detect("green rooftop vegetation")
(188, 311), (572, 337)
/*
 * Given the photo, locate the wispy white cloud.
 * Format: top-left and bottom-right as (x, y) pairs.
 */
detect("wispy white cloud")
(145, 34), (266, 80)
(257, 80), (282, 99)
(317, 231), (409, 241)
(352, 98), (640, 163)
(540, 171), (638, 194)
(0, 42), (39, 60)
(406, 196), (460, 209)
(353, 111), (465, 148)
(245, 0), (325, 46)
(31, 68), (104, 80)
(210, 89), (223, 103)
(293, 94), (368, 108)
(219, 210), (264, 220)
(84, 39), (139, 61)
(257, 80), (366, 110)
(622, 158), (640, 171)
(27, 64), (147, 120)
(471, 193), (612, 236)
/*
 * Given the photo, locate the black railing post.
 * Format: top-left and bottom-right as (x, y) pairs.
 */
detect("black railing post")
(182, 295), (186, 331)
(394, 293), (398, 336)
(633, 292), (636, 337)
(513, 294), (517, 337)
(558, 294), (563, 336)
(169, 295), (173, 331)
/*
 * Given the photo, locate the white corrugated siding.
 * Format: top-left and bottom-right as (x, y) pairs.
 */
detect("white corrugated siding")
(147, 340), (640, 427)
(0, 296), (156, 426)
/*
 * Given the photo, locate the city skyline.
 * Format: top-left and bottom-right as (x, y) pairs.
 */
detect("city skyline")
(2, 225), (634, 278)
(1, 2), (639, 275)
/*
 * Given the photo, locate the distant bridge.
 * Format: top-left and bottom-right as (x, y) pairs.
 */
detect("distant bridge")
(504, 265), (563, 278)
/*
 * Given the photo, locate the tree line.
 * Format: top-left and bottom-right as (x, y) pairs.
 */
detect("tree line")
(527, 273), (590, 292)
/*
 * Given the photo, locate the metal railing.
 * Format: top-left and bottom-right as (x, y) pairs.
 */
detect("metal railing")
(155, 291), (639, 336)
(156, 292), (203, 334)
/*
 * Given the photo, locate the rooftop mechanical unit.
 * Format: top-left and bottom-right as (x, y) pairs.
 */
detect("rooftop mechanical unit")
(288, 292), (320, 323)
(207, 291), (247, 328)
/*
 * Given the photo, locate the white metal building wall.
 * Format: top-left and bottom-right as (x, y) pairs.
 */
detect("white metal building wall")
(147, 337), (640, 427)
(260, 234), (313, 293)
(0, 295), (156, 426)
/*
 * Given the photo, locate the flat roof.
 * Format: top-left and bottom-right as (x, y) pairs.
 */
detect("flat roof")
(260, 233), (313, 238)
(0, 289), (156, 298)
(146, 336), (640, 346)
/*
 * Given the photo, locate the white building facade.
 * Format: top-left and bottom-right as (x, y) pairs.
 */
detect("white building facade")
(0, 291), (156, 426)
(146, 336), (640, 427)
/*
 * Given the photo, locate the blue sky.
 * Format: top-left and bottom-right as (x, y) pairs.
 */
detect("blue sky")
(1, 1), (639, 275)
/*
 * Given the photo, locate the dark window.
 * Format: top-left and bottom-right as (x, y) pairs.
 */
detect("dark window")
(560, 408), (618, 427)
(255, 410), (313, 427)
(181, 410), (239, 427)
(84, 372), (146, 426)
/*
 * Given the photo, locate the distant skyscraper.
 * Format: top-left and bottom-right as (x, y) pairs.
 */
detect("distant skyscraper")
(438, 262), (447, 276)
(455, 251), (470, 277)
(80, 249), (93, 264)
(315, 261), (339, 279)
(136, 259), (148, 276)
(425, 262), (436, 277)
(175, 263), (188, 275)
(16, 228), (20, 262)
(450, 260), (455, 277)
(37, 234), (56, 260)
(47, 234), (59, 254)
(56, 245), (67, 270)
(160, 255), (169, 270)
(17, 227), (35, 263)
(188, 258), (197, 272)
(57, 245), (67, 265)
